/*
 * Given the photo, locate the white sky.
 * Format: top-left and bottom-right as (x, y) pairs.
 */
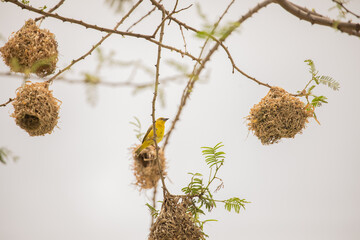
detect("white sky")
(1, 0), (360, 239)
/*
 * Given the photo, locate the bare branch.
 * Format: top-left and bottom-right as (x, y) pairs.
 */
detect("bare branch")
(221, 44), (272, 88)
(0, 98), (14, 108)
(0, 72), (185, 88)
(151, 11), (168, 196)
(275, 0), (360, 37)
(147, 38), (201, 62)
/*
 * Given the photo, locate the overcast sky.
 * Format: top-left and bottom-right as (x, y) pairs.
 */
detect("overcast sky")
(1, 0), (360, 240)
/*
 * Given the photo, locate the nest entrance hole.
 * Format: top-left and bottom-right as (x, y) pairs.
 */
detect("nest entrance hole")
(20, 114), (40, 130)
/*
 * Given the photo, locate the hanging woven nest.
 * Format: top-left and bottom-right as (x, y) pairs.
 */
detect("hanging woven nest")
(149, 195), (205, 240)
(247, 87), (312, 145)
(11, 81), (60, 136)
(132, 145), (167, 190)
(0, 19), (58, 77)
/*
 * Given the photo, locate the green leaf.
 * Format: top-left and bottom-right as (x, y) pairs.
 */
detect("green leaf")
(311, 95), (328, 107)
(202, 142), (225, 168)
(224, 197), (249, 213)
(83, 73), (101, 84)
(195, 3), (208, 22)
(305, 59), (318, 77)
(145, 203), (159, 218)
(0, 150), (6, 164)
(0, 148), (19, 164)
(318, 75), (340, 91)
(166, 59), (189, 74)
(187, 172), (203, 177)
(218, 21), (241, 40)
(195, 31), (210, 39)
(313, 76), (320, 84)
(308, 85), (316, 93)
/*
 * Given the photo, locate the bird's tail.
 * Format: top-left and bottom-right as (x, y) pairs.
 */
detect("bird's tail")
(135, 145), (144, 156)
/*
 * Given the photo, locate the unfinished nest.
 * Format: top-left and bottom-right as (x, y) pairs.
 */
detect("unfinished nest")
(149, 195), (205, 240)
(247, 87), (312, 145)
(132, 145), (167, 190)
(11, 81), (60, 136)
(0, 19), (58, 77)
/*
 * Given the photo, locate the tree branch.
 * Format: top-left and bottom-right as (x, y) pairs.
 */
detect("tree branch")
(3, 0), (152, 39)
(0, 71), (185, 88)
(275, 0), (360, 37)
(151, 11), (168, 197)
(0, 98), (14, 108)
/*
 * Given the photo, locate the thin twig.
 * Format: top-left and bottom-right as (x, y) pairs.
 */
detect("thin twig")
(34, 0), (65, 22)
(45, 0), (144, 84)
(0, 72), (185, 88)
(126, 0), (162, 32)
(332, 0), (360, 19)
(147, 38), (201, 63)
(0, 98), (14, 108)
(151, 11), (168, 197)
(152, 3), (192, 37)
(179, 25), (187, 53)
(220, 43), (272, 88)
(150, 185), (157, 226)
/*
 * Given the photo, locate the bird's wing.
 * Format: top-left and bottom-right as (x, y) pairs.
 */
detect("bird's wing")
(142, 125), (153, 143)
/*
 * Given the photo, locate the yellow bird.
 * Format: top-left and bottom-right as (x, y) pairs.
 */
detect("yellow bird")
(135, 117), (169, 155)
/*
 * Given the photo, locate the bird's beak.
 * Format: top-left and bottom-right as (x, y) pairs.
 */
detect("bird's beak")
(164, 118), (169, 121)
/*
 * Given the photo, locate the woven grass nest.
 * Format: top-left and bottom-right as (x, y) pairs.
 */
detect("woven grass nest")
(132, 145), (167, 190)
(247, 87), (312, 145)
(11, 81), (60, 136)
(0, 19), (58, 77)
(149, 195), (205, 240)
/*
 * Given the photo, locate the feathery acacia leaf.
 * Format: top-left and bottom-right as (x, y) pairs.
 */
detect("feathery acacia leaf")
(318, 75), (340, 90)
(224, 197), (249, 213)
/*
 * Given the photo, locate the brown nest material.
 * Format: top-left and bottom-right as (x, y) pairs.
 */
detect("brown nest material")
(11, 81), (60, 136)
(247, 87), (312, 145)
(132, 145), (167, 190)
(149, 195), (205, 240)
(0, 19), (58, 77)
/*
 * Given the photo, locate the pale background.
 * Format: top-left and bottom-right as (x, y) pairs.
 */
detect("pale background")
(0, 0), (360, 239)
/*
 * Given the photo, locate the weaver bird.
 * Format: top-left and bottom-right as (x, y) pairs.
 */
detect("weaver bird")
(135, 117), (169, 155)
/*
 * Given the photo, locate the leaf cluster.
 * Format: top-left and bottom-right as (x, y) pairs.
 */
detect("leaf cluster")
(300, 59), (340, 121)
(180, 143), (248, 230)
